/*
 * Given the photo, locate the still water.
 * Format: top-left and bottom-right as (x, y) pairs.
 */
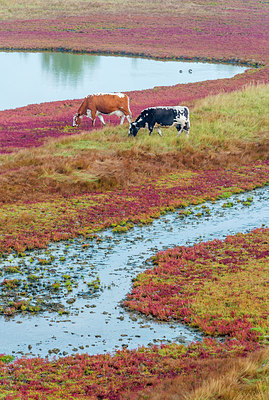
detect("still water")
(0, 186), (268, 358)
(1, 51), (246, 110)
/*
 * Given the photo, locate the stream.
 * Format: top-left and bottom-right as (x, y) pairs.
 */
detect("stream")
(0, 186), (268, 358)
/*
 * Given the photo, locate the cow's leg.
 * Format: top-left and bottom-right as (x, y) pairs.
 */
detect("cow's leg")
(121, 108), (132, 124)
(86, 109), (93, 126)
(126, 115), (132, 123)
(148, 124), (154, 135)
(176, 124), (183, 136)
(97, 113), (106, 126)
(184, 121), (190, 137)
(92, 111), (97, 126)
(155, 127), (162, 137)
(120, 113), (125, 125)
(88, 109), (96, 126)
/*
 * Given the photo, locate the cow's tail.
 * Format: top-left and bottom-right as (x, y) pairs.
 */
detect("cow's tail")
(120, 96), (132, 118)
(127, 96), (132, 118)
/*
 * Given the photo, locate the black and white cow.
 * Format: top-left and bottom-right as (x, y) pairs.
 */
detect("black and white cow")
(128, 106), (190, 137)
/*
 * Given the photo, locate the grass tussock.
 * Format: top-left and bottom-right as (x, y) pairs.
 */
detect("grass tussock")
(128, 347), (269, 400)
(0, 84), (268, 204)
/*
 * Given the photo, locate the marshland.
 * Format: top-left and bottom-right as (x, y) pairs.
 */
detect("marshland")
(0, 1), (269, 399)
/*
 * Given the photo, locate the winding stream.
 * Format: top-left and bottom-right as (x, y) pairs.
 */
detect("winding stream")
(0, 186), (268, 358)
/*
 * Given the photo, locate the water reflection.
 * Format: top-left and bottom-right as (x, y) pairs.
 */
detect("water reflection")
(1, 51), (246, 110)
(41, 53), (100, 84)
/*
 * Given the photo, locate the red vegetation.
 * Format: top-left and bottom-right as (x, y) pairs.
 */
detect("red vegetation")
(0, 8), (268, 64)
(0, 228), (268, 399)
(0, 67), (269, 153)
(0, 2), (269, 153)
(125, 228), (269, 342)
(0, 161), (268, 254)
(0, 2), (268, 398)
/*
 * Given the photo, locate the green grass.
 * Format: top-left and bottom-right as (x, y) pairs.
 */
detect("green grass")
(48, 84), (269, 157)
(0, 84), (267, 204)
(191, 84), (269, 146)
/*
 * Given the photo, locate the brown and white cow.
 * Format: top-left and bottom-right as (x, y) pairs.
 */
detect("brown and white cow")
(73, 93), (132, 127)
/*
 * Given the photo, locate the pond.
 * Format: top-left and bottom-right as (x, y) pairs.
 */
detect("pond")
(0, 186), (268, 358)
(1, 51), (247, 110)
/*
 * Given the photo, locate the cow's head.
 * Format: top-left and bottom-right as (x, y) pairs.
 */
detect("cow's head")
(73, 113), (82, 127)
(128, 122), (139, 137)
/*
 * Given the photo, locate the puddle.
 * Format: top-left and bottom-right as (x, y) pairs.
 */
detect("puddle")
(0, 186), (268, 358)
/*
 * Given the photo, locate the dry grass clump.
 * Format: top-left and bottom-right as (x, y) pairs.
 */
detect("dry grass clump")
(128, 347), (269, 400)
